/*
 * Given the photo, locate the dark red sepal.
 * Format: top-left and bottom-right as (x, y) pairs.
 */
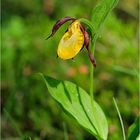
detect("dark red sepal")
(84, 31), (96, 68)
(46, 16), (76, 39)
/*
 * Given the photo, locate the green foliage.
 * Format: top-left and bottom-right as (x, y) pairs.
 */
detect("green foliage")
(113, 98), (126, 140)
(42, 75), (108, 140)
(4, 109), (24, 139)
(1, 0), (139, 140)
(91, 0), (119, 42)
(127, 117), (140, 140)
(43, 1), (120, 140)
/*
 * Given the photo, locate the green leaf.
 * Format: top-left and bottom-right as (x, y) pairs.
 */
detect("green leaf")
(136, 134), (140, 140)
(91, 0), (119, 42)
(42, 75), (108, 140)
(127, 117), (140, 140)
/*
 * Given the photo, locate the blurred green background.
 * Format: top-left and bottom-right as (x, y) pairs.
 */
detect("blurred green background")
(1, 0), (139, 140)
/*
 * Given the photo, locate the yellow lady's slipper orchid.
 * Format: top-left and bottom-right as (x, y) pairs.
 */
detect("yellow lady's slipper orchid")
(57, 20), (84, 60)
(47, 16), (96, 67)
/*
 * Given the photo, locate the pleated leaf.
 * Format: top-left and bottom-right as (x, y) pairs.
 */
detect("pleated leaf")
(42, 75), (108, 140)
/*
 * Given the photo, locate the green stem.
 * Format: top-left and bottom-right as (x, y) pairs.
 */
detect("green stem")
(113, 97), (126, 140)
(90, 63), (101, 140)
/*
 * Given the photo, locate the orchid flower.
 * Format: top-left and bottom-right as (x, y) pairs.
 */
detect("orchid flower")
(47, 16), (96, 67)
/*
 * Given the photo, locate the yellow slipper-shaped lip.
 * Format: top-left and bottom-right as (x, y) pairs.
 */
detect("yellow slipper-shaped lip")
(57, 20), (84, 60)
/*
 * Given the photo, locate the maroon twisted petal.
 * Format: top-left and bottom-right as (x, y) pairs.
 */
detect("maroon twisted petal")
(84, 30), (96, 68)
(46, 16), (76, 39)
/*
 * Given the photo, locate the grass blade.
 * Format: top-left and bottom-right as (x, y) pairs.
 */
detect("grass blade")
(4, 108), (24, 140)
(113, 98), (126, 140)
